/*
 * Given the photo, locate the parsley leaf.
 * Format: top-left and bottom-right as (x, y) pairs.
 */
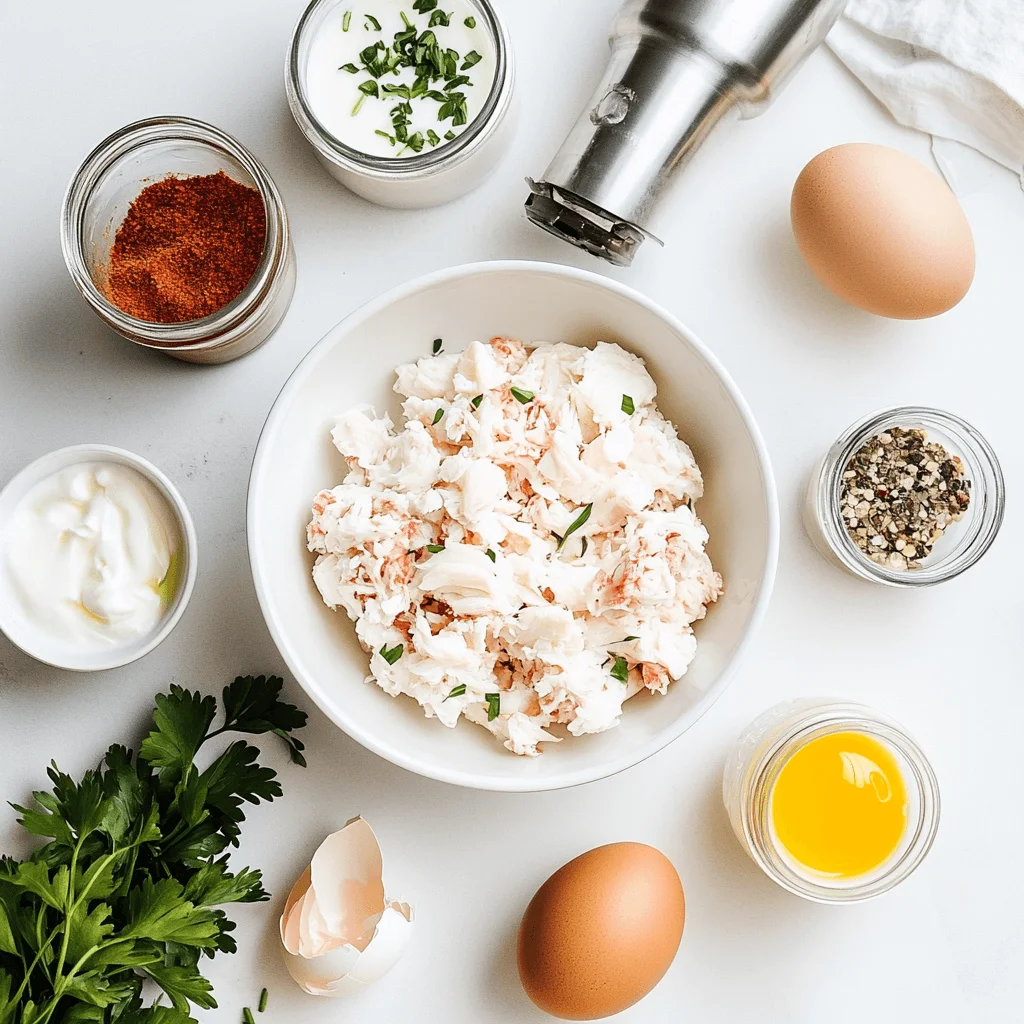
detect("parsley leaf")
(610, 656), (630, 683)
(379, 644), (404, 666)
(510, 386), (534, 404)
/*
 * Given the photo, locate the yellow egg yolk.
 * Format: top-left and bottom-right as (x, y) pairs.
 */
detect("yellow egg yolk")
(771, 731), (908, 878)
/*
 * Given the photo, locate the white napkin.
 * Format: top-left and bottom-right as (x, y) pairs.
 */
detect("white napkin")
(828, 0), (1024, 175)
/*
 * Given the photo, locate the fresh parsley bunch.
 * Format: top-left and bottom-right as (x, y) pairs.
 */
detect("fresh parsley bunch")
(0, 676), (307, 1024)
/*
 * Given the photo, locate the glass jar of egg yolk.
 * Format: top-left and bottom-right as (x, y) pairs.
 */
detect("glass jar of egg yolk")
(722, 700), (940, 903)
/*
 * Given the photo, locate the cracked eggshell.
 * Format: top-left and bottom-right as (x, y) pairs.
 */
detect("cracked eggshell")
(280, 817), (414, 997)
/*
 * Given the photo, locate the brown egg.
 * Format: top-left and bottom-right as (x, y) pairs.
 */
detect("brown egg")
(517, 843), (685, 1020)
(791, 143), (975, 319)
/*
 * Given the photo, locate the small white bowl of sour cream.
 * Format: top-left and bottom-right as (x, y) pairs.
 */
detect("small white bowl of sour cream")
(0, 445), (197, 672)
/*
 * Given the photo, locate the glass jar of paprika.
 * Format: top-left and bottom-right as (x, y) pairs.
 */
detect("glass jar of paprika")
(61, 117), (296, 364)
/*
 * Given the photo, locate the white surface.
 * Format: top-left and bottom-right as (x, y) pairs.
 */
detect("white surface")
(830, 0), (1024, 173)
(0, 1), (1021, 1022)
(248, 262), (777, 790)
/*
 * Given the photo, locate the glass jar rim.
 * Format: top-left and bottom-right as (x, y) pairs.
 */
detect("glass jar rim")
(741, 702), (940, 904)
(60, 116), (290, 350)
(286, 0), (512, 177)
(813, 405), (1004, 588)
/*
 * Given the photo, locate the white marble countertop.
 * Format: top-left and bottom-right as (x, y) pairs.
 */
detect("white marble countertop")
(2, 1), (1022, 1021)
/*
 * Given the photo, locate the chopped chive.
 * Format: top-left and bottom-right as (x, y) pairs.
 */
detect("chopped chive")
(431, 407), (444, 425)
(464, 15), (476, 27)
(485, 549), (496, 562)
(471, 394), (483, 409)
(485, 692), (501, 721)
(461, 50), (482, 70)
(621, 394), (635, 415)
(613, 636), (640, 644)
(339, 62), (360, 73)
(342, 9), (352, 30)
(258, 990), (268, 1014)
(426, 544), (445, 553)
(444, 684), (467, 701)
(432, 337), (444, 354)
(243, 1010), (255, 1024)
(364, 13), (382, 30)
(375, 129), (397, 145)
(580, 536), (588, 557)
(379, 643), (404, 665)
(556, 503), (593, 552)
(510, 386), (534, 404)
(610, 656), (629, 684)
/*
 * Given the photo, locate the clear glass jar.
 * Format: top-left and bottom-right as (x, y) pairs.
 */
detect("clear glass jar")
(804, 406), (1004, 587)
(723, 700), (940, 903)
(286, 0), (515, 208)
(61, 117), (296, 365)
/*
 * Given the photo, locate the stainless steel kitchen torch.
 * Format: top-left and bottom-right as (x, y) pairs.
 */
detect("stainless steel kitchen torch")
(525, 0), (848, 266)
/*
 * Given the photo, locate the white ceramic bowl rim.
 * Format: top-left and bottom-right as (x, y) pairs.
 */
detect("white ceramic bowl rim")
(0, 444), (198, 672)
(248, 260), (779, 791)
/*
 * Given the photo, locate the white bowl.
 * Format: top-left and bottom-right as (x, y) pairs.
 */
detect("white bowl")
(0, 444), (198, 672)
(248, 262), (778, 791)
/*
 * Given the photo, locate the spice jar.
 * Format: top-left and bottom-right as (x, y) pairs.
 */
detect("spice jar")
(723, 699), (940, 903)
(61, 117), (296, 365)
(804, 406), (1004, 587)
(286, 0), (515, 208)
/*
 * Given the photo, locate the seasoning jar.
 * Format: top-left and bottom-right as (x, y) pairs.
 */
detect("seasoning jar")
(723, 700), (940, 903)
(286, 0), (515, 208)
(61, 117), (296, 365)
(804, 406), (1004, 587)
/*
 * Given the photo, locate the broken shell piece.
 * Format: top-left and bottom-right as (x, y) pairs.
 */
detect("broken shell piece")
(280, 817), (414, 996)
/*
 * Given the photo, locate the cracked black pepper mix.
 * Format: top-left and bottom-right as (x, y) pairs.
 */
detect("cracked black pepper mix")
(840, 427), (971, 570)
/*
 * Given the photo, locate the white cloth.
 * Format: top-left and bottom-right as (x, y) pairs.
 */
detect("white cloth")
(828, 0), (1024, 174)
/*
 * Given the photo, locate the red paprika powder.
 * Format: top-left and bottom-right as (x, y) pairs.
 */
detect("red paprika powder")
(105, 171), (266, 324)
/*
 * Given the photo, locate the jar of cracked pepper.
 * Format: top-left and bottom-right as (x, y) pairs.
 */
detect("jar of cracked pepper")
(61, 117), (295, 364)
(804, 406), (1004, 587)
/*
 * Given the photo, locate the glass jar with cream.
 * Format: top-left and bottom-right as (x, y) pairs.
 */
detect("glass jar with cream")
(723, 700), (940, 903)
(287, 0), (515, 207)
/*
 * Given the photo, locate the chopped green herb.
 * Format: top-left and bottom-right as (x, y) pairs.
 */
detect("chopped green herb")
(433, 337), (444, 354)
(340, 62), (360, 73)
(461, 50), (483, 70)
(621, 394), (635, 415)
(376, 129), (397, 145)
(472, 394), (483, 408)
(432, 407), (444, 425)
(430, 9), (451, 26)
(485, 692), (501, 721)
(401, 10), (414, 28)
(610, 656), (630, 683)
(444, 684), (467, 701)
(618, 636), (640, 643)
(383, 82), (413, 99)
(464, 15), (476, 27)
(444, 129), (457, 140)
(359, 79), (379, 96)
(244, 1009), (256, 1024)
(413, 0), (438, 10)
(580, 536), (589, 557)
(438, 91), (468, 125)
(510, 386), (535, 404)
(556, 502), (593, 552)
(403, 131), (426, 153)
(426, 544), (446, 553)
(379, 643), (404, 665)
(343, 9), (352, 30)
(259, 988), (269, 1013)
(364, 13), (382, 30)
(427, 128), (442, 146)
(486, 548), (496, 562)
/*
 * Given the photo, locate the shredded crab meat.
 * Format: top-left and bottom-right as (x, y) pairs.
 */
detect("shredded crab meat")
(308, 338), (723, 756)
